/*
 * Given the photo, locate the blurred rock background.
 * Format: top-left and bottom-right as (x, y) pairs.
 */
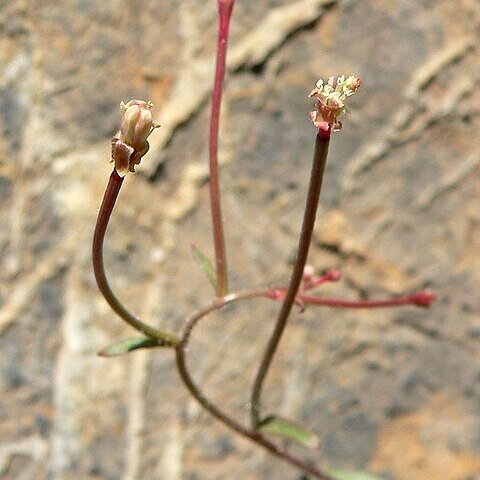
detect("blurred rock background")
(0, 0), (479, 479)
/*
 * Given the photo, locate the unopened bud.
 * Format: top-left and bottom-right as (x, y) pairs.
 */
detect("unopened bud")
(411, 289), (436, 307)
(120, 100), (155, 152)
(111, 100), (160, 176)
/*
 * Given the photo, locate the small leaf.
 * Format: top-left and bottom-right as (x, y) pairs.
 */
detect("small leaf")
(98, 337), (166, 357)
(258, 415), (319, 449)
(326, 468), (384, 480)
(191, 244), (217, 288)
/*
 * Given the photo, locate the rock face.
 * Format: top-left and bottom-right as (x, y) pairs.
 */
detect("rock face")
(1, 1), (479, 479)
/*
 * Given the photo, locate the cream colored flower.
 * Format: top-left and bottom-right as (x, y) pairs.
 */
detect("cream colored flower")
(308, 75), (360, 132)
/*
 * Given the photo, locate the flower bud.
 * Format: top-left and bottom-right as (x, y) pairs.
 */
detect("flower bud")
(111, 100), (160, 176)
(119, 100), (155, 151)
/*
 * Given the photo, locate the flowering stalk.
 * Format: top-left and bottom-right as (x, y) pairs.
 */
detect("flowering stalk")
(250, 128), (331, 427)
(209, 0), (235, 297)
(93, 101), (179, 346)
(250, 76), (361, 428)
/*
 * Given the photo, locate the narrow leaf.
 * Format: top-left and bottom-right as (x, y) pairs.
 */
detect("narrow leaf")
(191, 244), (217, 288)
(326, 468), (384, 480)
(258, 415), (319, 449)
(98, 337), (166, 357)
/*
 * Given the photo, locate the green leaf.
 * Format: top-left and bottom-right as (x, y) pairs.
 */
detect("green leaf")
(98, 337), (167, 357)
(191, 244), (217, 288)
(258, 415), (319, 449)
(326, 468), (384, 480)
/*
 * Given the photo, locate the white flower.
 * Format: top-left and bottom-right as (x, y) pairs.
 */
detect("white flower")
(308, 75), (360, 131)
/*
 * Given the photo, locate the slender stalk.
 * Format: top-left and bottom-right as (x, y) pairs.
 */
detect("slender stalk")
(175, 290), (334, 480)
(298, 291), (435, 309)
(250, 129), (331, 427)
(209, 0), (235, 297)
(268, 288), (435, 310)
(93, 169), (180, 346)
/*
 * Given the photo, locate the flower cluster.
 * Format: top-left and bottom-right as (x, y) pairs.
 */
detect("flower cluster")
(308, 75), (361, 132)
(111, 100), (160, 176)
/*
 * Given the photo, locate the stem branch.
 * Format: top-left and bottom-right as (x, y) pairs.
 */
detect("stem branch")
(175, 290), (334, 480)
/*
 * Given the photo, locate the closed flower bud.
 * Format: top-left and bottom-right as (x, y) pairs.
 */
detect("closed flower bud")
(120, 100), (154, 152)
(111, 100), (160, 176)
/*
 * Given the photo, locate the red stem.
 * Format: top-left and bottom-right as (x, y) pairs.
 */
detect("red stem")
(299, 291), (435, 308)
(92, 169), (179, 345)
(209, 0), (235, 297)
(250, 130), (331, 427)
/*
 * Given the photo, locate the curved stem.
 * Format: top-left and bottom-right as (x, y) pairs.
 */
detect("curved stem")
(209, 0), (235, 297)
(93, 169), (180, 346)
(250, 130), (331, 427)
(175, 290), (334, 480)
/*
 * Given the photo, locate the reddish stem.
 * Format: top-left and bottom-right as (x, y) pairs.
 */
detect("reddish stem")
(210, 0), (235, 297)
(92, 169), (180, 345)
(250, 130), (331, 427)
(298, 290), (436, 308)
